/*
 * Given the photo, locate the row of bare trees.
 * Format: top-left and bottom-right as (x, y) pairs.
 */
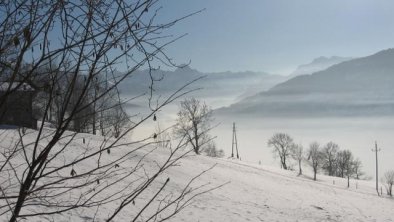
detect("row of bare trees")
(0, 1), (218, 222)
(29, 64), (132, 137)
(268, 133), (363, 185)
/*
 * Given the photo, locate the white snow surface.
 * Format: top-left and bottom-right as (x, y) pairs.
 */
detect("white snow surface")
(169, 158), (394, 222)
(1, 127), (393, 222)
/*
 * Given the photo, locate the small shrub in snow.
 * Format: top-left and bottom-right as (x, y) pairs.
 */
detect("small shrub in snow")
(382, 170), (394, 196)
(204, 141), (225, 158)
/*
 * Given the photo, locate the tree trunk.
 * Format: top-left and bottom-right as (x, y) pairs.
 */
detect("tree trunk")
(328, 163), (333, 176)
(193, 122), (199, 154)
(298, 159), (302, 175)
(10, 170), (34, 222)
(99, 111), (105, 136)
(347, 176), (350, 188)
(282, 155), (287, 170)
(313, 169), (317, 181)
(92, 110), (96, 135)
(92, 87), (97, 135)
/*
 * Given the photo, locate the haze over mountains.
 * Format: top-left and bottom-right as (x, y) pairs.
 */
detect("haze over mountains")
(118, 55), (353, 107)
(288, 56), (353, 78)
(118, 65), (286, 106)
(218, 48), (394, 117)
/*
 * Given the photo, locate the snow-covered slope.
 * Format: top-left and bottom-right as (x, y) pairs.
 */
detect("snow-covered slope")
(174, 158), (394, 222)
(1, 127), (393, 221)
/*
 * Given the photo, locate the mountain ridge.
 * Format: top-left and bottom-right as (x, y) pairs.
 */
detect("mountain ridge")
(118, 65), (286, 100)
(217, 48), (394, 117)
(288, 56), (353, 78)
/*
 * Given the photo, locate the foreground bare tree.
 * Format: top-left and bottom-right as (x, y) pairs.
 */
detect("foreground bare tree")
(174, 98), (213, 154)
(267, 133), (294, 170)
(0, 1), (219, 221)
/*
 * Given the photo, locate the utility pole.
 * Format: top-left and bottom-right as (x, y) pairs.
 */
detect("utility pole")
(372, 141), (381, 196)
(231, 122), (239, 159)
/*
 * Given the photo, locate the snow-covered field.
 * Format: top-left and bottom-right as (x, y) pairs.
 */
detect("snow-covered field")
(1, 127), (393, 222)
(173, 157), (394, 222)
(161, 154), (394, 222)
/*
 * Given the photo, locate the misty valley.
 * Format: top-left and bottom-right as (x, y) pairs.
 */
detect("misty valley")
(2, 1), (394, 221)
(121, 49), (394, 178)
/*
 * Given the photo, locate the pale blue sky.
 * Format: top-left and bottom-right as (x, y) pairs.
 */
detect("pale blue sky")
(156, 0), (394, 74)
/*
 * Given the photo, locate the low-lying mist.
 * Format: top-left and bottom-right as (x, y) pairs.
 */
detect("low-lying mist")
(212, 116), (394, 180)
(125, 92), (394, 182)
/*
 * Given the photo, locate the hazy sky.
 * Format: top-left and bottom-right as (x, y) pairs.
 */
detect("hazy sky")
(156, 0), (394, 74)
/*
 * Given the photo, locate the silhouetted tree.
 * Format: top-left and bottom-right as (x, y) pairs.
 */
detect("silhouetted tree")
(174, 98), (213, 154)
(336, 150), (348, 178)
(353, 158), (363, 180)
(322, 141), (339, 176)
(267, 133), (294, 170)
(382, 170), (394, 196)
(291, 143), (304, 175)
(109, 102), (132, 138)
(204, 141), (225, 158)
(307, 142), (324, 181)
(341, 150), (355, 188)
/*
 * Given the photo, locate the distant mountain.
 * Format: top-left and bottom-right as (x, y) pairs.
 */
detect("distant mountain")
(118, 66), (286, 104)
(218, 49), (394, 117)
(288, 56), (353, 78)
